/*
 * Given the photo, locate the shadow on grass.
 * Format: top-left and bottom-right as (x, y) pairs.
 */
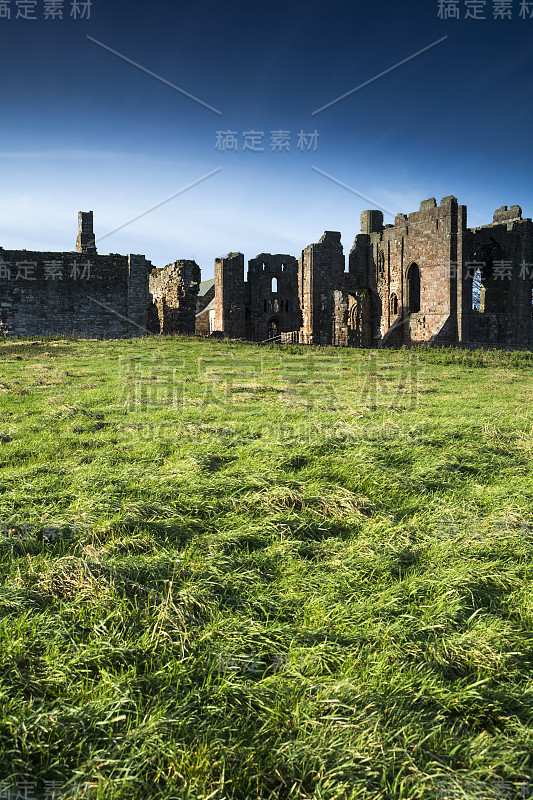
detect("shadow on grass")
(389, 547), (424, 579)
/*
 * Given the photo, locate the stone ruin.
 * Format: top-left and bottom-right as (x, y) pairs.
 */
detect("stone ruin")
(1, 198), (532, 348)
(0, 212), (151, 338)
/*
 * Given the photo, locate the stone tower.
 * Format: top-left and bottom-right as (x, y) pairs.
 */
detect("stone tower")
(214, 252), (246, 338)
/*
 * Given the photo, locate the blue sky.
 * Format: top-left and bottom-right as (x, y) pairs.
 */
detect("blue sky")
(1, 0), (532, 278)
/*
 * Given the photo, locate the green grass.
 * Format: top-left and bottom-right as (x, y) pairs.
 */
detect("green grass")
(1, 336), (533, 800)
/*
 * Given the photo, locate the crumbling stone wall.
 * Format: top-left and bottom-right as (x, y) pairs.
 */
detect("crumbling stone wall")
(212, 252), (301, 342)
(347, 198), (533, 349)
(333, 289), (372, 347)
(0, 213), (152, 338)
(299, 231), (345, 345)
(214, 253), (246, 338)
(349, 197), (466, 347)
(245, 254), (300, 340)
(149, 260), (201, 335)
(463, 207), (533, 348)
(3, 199), (532, 350)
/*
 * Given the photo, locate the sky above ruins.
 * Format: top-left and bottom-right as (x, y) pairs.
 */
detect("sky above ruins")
(1, 0), (532, 276)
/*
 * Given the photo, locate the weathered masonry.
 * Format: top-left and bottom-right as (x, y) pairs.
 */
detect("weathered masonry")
(213, 252), (301, 341)
(0, 212), (152, 337)
(348, 199), (533, 349)
(148, 259), (201, 336)
(1, 198), (532, 348)
(211, 197), (533, 349)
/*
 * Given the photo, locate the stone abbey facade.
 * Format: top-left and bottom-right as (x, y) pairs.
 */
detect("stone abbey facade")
(205, 196), (533, 349)
(1, 198), (532, 348)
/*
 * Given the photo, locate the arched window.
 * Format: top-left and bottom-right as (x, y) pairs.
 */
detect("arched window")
(390, 293), (398, 315)
(406, 263), (420, 313)
(271, 277), (278, 293)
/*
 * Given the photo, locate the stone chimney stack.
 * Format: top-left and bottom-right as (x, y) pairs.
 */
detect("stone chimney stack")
(76, 211), (97, 254)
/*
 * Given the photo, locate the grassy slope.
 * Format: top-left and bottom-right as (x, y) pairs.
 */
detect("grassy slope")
(0, 337), (533, 800)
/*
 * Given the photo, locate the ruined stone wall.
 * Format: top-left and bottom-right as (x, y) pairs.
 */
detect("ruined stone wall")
(0, 212), (153, 338)
(350, 197), (465, 347)
(465, 208), (533, 348)
(246, 254), (300, 340)
(3, 201), (531, 350)
(333, 289), (372, 347)
(213, 253), (246, 338)
(148, 260), (201, 335)
(299, 231), (345, 345)
(0, 248), (152, 337)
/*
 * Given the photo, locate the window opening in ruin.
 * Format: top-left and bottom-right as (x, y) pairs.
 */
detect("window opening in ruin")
(271, 277), (278, 293)
(472, 268), (482, 311)
(390, 293), (398, 315)
(473, 243), (509, 314)
(406, 263), (420, 313)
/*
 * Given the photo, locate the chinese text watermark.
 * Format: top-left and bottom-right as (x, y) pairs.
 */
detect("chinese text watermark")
(0, 0), (91, 20)
(215, 130), (319, 152)
(438, 0), (533, 19)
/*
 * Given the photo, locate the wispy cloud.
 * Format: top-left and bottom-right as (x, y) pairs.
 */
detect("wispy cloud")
(0, 149), (197, 167)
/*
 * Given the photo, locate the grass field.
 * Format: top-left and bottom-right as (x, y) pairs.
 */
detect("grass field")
(1, 336), (533, 800)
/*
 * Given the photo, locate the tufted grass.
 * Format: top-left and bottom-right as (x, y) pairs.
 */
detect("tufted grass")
(0, 336), (533, 799)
